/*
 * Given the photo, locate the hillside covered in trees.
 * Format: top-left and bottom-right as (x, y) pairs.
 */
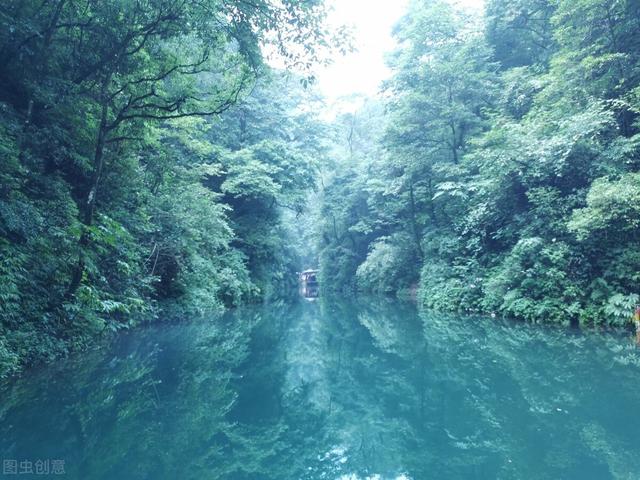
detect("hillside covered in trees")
(317, 0), (640, 326)
(0, 0), (342, 378)
(1, 0), (640, 380)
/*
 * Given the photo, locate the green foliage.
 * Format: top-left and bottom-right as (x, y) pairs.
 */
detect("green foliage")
(315, 101), (389, 293)
(481, 239), (582, 324)
(318, 0), (640, 327)
(568, 173), (640, 240)
(485, 0), (555, 68)
(356, 234), (418, 294)
(0, 0), (338, 378)
(603, 293), (640, 326)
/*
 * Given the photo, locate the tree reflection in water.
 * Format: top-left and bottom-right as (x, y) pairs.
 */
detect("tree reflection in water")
(1, 298), (640, 479)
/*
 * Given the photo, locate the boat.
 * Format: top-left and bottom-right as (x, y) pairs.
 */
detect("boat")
(299, 269), (319, 298)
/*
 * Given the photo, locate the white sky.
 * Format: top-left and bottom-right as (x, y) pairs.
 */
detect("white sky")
(315, 0), (485, 105)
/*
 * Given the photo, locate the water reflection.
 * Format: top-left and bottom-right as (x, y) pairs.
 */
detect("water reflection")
(1, 298), (640, 479)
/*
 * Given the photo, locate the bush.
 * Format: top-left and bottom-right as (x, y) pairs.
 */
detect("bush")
(356, 233), (418, 294)
(482, 238), (583, 324)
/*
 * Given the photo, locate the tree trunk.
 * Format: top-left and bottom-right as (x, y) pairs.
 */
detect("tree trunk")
(66, 78), (111, 299)
(408, 180), (424, 261)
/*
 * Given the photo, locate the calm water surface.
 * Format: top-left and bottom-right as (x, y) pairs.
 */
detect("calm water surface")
(1, 298), (640, 479)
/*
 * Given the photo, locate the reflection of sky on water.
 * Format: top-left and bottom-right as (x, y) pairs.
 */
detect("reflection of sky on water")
(283, 302), (332, 410)
(1, 298), (639, 479)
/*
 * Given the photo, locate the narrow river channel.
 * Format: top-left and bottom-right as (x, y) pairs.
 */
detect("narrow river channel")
(1, 298), (640, 479)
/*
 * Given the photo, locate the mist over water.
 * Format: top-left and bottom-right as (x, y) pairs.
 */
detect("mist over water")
(1, 298), (639, 479)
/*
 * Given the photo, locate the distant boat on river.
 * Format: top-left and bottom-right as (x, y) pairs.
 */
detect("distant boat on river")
(299, 269), (319, 299)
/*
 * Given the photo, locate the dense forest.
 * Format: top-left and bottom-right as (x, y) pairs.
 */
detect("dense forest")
(0, 0), (342, 378)
(1, 0), (640, 380)
(317, 0), (640, 325)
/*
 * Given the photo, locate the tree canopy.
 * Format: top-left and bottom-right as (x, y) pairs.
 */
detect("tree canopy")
(0, 0), (341, 378)
(316, 0), (640, 328)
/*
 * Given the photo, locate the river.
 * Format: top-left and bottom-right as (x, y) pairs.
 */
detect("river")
(1, 297), (640, 479)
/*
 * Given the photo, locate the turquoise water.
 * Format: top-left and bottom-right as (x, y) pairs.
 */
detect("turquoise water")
(1, 298), (640, 479)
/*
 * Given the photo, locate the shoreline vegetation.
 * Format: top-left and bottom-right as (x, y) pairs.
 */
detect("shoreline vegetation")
(2, 0), (640, 380)
(316, 0), (640, 329)
(0, 0), (343, 379)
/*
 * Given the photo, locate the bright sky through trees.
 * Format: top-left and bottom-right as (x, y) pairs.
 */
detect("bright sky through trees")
(316, 0), (485, 104)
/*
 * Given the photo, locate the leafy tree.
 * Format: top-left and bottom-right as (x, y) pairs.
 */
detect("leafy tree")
(0, 0), (340, 377)
(318, 0), (640, 327)
(485, 0), (556, 68)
